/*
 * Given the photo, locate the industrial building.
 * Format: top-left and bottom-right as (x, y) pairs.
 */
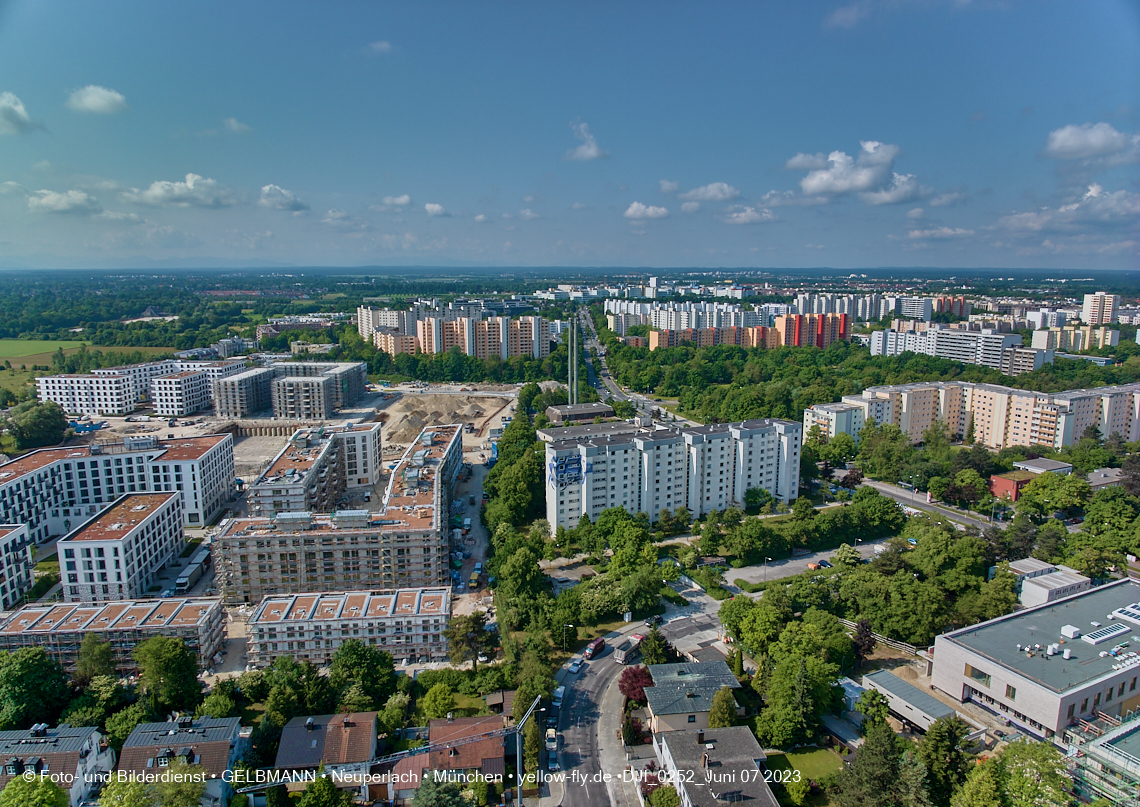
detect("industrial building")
(932, 579), (1140, 741)
(215, 424), (461, 603)
(545, 419), (801, 533)
(246, 587), (450, 667)
(57, 492), (184, 602)
(0, 597), (224, 673)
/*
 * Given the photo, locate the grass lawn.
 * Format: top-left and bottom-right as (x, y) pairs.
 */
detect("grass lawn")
(767, 747), (843, 783)
(0, 344), (174, 400)
(34, 553), (58, 573)
(0, 339), (89, 358)
(181, 537), (203, 557)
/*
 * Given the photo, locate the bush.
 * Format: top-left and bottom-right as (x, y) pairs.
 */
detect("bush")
(734, 579), (765, 594)
(706, 586), (732, 601)
(660, 587), (688, 607)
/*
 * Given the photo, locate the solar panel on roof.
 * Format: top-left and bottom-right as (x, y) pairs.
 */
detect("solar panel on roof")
(1112, 604), (1140, 626)
(1082, 623), (1130, 645)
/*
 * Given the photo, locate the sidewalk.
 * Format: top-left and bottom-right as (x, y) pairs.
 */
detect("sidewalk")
(596, 625), (644, 807)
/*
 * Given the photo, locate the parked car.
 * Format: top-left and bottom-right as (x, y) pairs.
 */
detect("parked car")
(546, 710), (558, 728)
(644, 614), (663, 627)
(807, 562), (821, 571)
(818, 560), (833, 568)
(568, 659), (582, 674)
(547, 756), (559, 772)
(545, 729), (557, 751)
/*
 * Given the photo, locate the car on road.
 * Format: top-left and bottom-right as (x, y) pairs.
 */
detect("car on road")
(568, 659), (582, 674)
(547, 756), (559, 772)
(644, 615), (663, 627)
(545, 728), (557, 751)
(545, 710), (558, 728)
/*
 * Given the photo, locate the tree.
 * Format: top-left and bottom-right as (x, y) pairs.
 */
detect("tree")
(949, 760), (1004, 807)
(337, 682), (375, 714)
(76, 634), (115, 683)
(422, 683), (456, 720)
(443, 612), (495, 672)
(133, 637), (201, 714)
(1122, 453), (1140, 496)
(328, 640), (396, 709)
(411, 776), (467, 807)
(379, 691), (411, 737)
(744, 487), (774, 512)
(98, 776), (152, 807)
(997, 740), (1070, 807)
(855, 689), (889, 730)
(833, 543), (862, 568)
(833, 720), (904, 807)
(104, 702), (151, 752)
(618, 665), (655, 705)
(0, 776), (68, 807)
(1016, 471), (1091, 519)
(917, 716), (971, 807)
(708, 686), (737, 728)
(640, 627), (671, 665)
(154, 759), (206, 807)
(647, 785), (681, 807)
(196, 687), (237, 719)
(853, 620), (876, 662)
(523, 717), (541, 777)
(792, 496), (816, 521)
(0, 647), (70, 730)
(3, 401), (68, 450)
(898, 751), (934, 807)
(298, 774), (354, 807)
(922, 421), (952, 465)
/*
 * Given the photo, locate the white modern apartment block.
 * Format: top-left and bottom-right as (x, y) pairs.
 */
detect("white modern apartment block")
(246, 587), (451, 668)
(39, 359), (248, 416)
(151, 370), (211, 417)
(0, 525), (32, 610)
(545, 420), (801, 533)
(898, 296), (934, 322)
(803, 402), (867, 443)
(58, 492), (184, 602)
(932, 579), (1140, 740)
(36, 374), (134, 416)
(0, 433), (235, 543)
(871, 326), (1053, 375)
(1083, 292), (1120, 325)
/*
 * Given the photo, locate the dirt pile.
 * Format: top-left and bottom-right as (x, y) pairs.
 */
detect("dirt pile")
(383, 394), (508, 444)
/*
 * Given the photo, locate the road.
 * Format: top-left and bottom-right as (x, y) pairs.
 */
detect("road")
(728, 538), (888, 590)
(860, 479), (999, 530)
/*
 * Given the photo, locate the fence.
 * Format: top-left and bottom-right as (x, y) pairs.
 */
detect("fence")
(836, 617), (919, 655)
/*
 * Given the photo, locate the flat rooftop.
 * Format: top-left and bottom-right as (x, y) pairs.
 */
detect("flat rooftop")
(255, 434), (335, 486)
(250, 587), (450, 625)
(939, 579), (1140, 693)
(547, 403), (614, 415)
(864, 670), (956, 723)
(1098, 718), (1140, 765)
(1013, 458), (1074, 474)
(59, 493), (177, 543)
(0, 598), (220, 635)
(537, 421), (639, 443)
(155, 370), (207, 380)
(0, 435), (230, 483)
(377, 424), (461, 531)
(1025, 571), (1089, 591)
(995, 470), (1037, 483)
(1009, 557), (1056, 576)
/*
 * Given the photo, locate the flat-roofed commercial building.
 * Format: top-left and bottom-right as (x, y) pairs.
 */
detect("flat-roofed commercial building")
(216, 425), (460, 603)
(247, 587), (450, 667)
(0, 525), (32, 609)
(545, 402), (616, 424)
(0, 434), (233, 544)
(213, 367), (274, 417)
(545, 419), (800, 533)
(57, 493), (184, 602)
(247, 423), (382, 517)
(0, 597), (224, 673)
(932, 578), (1140, 740)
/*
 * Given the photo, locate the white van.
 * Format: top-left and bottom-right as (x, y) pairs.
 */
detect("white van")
(552, 685), (566, 708)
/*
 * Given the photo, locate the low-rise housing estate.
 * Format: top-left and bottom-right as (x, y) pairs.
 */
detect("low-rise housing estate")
(118, 717), (249, 807)
(0, 724), (117, 807)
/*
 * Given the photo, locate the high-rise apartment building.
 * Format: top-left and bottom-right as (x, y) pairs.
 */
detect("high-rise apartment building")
(152, 370), (211, 417)
(411, 316), (551, 359)
(871, 326), (1052, 375)
(544, 420), (801, 534)
(1082, 292), (1120, 325)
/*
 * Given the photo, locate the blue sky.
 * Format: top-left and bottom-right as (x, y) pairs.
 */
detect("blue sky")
(0, 0), (1137, 270)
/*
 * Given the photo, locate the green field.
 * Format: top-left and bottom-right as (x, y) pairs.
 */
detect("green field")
(0, 339), (89, 358)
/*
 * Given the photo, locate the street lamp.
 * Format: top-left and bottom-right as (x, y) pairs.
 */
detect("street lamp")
(764, 557), (772, 583)
(562, 624), (574, 652)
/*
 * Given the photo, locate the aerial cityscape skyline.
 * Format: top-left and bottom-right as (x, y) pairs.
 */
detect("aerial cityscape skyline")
(0, 1), (1137, 269)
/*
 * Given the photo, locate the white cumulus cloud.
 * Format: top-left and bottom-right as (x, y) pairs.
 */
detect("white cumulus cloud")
(800, 141), (899, 196)
(907, 227), (974, 239)
(998, 183), (1140, 233)
(473, 214), (487, 222)
(679, 182), (740, 202)
(659, 180), (679, 193)
(425, 203), (447, 217)
(258, 184), (308, 211)
(384, 194), (411, 206)
(725, 206), (775, 224)
(623, 202), (668, 220)
(368, 41), (392, 53)
(906, 208), (925, 219)
(66, 85), (127, 114)
(1044, 122), (1137, 160)
(0, 92), (38, 135)
(224, 117), (251, 133)
(681, 202), (700, 213)
(785, 152), (829, 170)
(27, 189), (102, 214)
(519, 209), (540, 220)
(121, 173), (234, 208)
(826, 1), (872, 28)
(860, 172), (930, 205)
(565, 122), (607, 161)
(929, 191), (968, 207)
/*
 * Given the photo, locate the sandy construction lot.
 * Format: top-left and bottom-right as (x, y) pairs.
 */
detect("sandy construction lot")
(378, 393), (514, 446)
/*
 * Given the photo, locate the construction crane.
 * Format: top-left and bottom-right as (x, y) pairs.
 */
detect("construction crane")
(235, 697), (545, 800)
